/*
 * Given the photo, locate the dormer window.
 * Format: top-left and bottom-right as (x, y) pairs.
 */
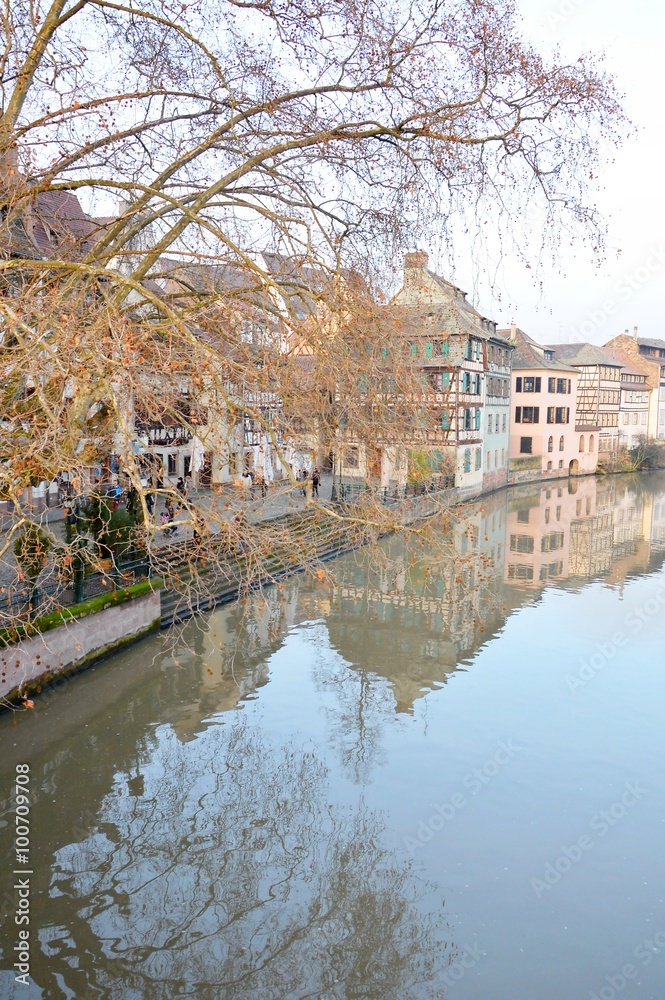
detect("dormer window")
(544, 349), (554, 361)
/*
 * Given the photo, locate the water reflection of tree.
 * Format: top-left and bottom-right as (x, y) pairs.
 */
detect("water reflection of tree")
(41, 718), (455, 998)
(311, 644), (394, 785)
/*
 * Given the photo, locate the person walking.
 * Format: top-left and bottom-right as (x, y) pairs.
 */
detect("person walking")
(165, 498), (178, 535)
(312, 469), (320, 499)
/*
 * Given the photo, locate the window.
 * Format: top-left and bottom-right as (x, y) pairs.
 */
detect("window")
(520, 436), (533, 454)
(475, 408), (481, 430)
(556, 378), (568, 394)
(540, 561), (564, 581)
(441, 411), (451, 430)
(430, 371), (451, 391)
(542, 532), (564, 552)
(623, 412), (630, 425)
(434, 341), (449, 356)
(547, 460), (552, 471)
(517, 509), (530, 523)
(495, 449), (498, 467)
(518, 406), (539, 424)
(425, 342), (433, 358)
(559, 436), (565, 451)
(547, 407), (570, 424)
(345, 447), (359, 468)
(410, 343), (418, 356)
(501, 448), (505, 465)
(487, 413), (493, 433)
(502, 414), (507, 432)
(548, 436), (554, 453)
(589, 434), (594, 450)
(556, 505), (562, 520)
(463, 449), (471, 472)
(465, 338), (482, 361)
(475, 448), (482, 470)
(548, 377), (555, 393)
(167, 453), (177, 476)
(510, 534), (534, 553)
(576, 499), (582, 515)
(508, 564), (534, 581)
(579, 435), (585, 453)
(558, 459), (563, 468)
(520, 376), (541, 393)
(487, 450), (492, 469)
(516, 376), (522, 392)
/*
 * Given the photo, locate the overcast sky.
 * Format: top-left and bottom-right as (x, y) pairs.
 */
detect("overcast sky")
(438, 0), (664, 346)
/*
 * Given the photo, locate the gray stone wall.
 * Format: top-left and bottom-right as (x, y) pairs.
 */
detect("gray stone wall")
(0, 589), (161, 703)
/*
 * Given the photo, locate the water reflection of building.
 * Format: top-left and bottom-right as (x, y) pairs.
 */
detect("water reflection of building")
(651, 491), (665, 552)
(322, 472), (665, 718)
(168, 581), (305, 741)
(503, 474), (664, 588)
(505, 480), (576, 585)
(325, 490), (509, 714)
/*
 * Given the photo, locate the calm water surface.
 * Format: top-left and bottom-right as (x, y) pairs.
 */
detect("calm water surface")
(2, 472), (665, 999)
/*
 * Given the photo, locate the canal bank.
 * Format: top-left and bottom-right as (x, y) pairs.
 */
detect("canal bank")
(3, 465), (662, 711)
(2, 471), (665, 998)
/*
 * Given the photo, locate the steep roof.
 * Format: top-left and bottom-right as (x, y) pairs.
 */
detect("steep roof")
(545, 342), (622, 367)
(392, 255), (497, 338)
(497, 327), (578, 372)
(1, 184), (101, 261)
(602, 348), (648, 379)
(422, 268), (503, 336)
(636, 337), (665, 350)
(511, 342), (579, 372)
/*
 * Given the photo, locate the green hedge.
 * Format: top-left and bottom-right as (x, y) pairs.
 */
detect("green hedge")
(0, 578), (163, 648)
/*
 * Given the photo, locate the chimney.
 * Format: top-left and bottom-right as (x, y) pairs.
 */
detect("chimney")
(510, 322), (517, 341)
(404, 251), (428, 271)
(403, 251), (429, 290)
(0, 145), (20, 186)
(633, 325), (638, 341)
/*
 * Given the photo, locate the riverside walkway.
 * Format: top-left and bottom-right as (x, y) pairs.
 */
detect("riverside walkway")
(1, 474), (463, 629)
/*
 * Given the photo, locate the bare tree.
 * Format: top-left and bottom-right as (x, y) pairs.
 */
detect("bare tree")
(0, 0), (625, 631)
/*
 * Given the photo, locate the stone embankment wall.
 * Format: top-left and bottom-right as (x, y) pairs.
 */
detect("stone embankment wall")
(0, 582), (162, 705)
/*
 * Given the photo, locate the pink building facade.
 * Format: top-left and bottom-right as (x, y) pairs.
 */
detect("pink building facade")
(503, 327), (598, 483)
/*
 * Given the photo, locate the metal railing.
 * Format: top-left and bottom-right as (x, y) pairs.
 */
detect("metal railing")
(0, 552), (152, 624)
(331, 477), (455, 504)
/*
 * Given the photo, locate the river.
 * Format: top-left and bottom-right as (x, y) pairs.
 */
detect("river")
(2, 471), (665, 999)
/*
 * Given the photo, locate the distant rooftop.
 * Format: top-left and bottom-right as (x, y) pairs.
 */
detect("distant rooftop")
(545, 342), (622, 368)
(497, 327), (578, 372)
